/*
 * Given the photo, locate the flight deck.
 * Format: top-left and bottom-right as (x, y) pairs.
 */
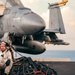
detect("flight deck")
(42, 62), (75, 75)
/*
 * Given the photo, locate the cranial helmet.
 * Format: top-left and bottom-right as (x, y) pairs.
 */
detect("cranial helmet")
(0, 41), (9, 46)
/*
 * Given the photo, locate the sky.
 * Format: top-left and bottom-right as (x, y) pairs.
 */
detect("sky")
(21, 0), (75, 50)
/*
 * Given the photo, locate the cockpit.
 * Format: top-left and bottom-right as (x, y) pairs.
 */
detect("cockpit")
(0, 0), (23, 7)
(0, 0), (23, 16)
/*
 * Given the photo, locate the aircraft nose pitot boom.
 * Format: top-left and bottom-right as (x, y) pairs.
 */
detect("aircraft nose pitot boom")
(21, 12), (45, 35)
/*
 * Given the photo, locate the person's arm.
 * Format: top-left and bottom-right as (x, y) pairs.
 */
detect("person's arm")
(7, 51), (13, 64)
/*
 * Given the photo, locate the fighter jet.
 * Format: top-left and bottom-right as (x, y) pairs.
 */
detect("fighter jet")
(0, 0), (69, 54)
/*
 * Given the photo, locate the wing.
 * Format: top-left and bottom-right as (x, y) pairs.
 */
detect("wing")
(33, 0), (69, 45)
(33, 31), (69, 45)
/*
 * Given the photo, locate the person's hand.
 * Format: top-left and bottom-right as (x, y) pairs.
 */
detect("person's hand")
(5, 59), (10, 66)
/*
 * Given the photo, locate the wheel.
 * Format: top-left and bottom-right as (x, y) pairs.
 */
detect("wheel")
(34, 71), (45, 75)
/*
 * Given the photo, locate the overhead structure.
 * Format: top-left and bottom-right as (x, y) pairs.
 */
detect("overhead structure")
(50, 0), (68, 7)
(58, 0), (68, 6)
(0, 5), (5, 16)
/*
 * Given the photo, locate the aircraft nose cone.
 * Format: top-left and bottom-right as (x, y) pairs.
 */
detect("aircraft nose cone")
(21, 12), (45, 35)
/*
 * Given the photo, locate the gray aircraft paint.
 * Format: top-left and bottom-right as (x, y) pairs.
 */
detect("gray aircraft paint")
(48, 4), (65, 34)
(0, 0), (69, 54)
(0, 6), (45, 37)
(7, 0), (23, 6)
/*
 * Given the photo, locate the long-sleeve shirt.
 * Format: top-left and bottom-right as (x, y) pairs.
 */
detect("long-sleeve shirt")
(0, 49), (13, 66)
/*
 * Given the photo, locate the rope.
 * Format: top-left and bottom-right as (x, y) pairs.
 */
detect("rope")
(14, 50), (26, 58)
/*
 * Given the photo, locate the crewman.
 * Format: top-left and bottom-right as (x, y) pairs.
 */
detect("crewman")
(0, 41), (13, 75)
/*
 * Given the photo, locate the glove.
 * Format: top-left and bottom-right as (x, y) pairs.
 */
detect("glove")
(5, 59), (10, 66)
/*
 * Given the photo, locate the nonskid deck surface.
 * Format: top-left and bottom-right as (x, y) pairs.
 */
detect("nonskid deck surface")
(42, 62), (75, 75)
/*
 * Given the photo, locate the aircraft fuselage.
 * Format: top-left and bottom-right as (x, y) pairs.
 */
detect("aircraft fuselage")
(0, 6), (46, 54)
(0, 6), (45, 37)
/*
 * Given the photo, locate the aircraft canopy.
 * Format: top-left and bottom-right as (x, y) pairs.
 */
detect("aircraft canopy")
(0, 0), (23, 7)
